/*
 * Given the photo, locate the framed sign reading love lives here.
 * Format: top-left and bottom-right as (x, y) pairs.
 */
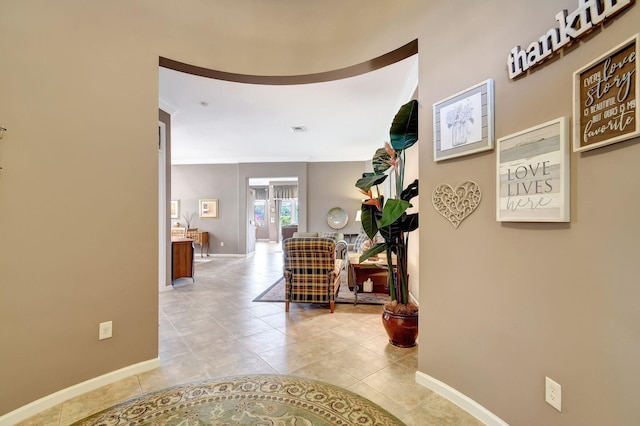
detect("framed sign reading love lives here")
(496, 117), (570, 222)
(573, 34), (639, 152)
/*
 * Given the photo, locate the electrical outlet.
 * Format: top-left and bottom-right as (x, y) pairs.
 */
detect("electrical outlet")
(545, 376), (562, 412)
(99, 321), (113, 340)
(220, 241), (224, 246)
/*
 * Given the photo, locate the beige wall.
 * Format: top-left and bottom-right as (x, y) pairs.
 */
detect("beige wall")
(417, 2), (639, 425)
(308, 162), (367, 235)
(172, 164), (240, 253)
(1, 1), (162, 413)
(171, 161), (365, 253)
(1, 1), (639, 424)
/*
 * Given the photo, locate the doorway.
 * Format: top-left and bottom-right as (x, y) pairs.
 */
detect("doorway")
(249, 177), (298, 243)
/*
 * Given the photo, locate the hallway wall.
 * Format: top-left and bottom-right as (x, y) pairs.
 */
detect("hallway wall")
(417, 2), (639, 425)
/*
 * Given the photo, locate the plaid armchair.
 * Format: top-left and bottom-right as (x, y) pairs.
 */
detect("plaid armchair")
(283, 237), (343, 313)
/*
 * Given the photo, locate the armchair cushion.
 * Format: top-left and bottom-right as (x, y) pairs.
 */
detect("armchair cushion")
(353, 233), (370, 253)
(352, 232), (384, 253)
(292, 232), (318, 238)
(319, 232), (344, 241)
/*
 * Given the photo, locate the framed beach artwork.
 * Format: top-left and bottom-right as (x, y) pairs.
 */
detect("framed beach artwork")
(170, 200), (180, 219)
(199, 198), (219, 219)
(573, 34), (639, 152)
(496, 117), (570, 222)
(433, 79), (494, 161)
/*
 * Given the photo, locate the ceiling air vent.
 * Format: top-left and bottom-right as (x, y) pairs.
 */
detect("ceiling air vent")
(290, 126), (307, 133)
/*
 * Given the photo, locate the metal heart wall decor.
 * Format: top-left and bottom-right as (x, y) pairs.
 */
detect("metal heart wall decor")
(432, 181), (482, 229)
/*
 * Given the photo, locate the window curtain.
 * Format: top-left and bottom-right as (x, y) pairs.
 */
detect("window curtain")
(253, 187), (268, 200)
(272, 185), (298, 200)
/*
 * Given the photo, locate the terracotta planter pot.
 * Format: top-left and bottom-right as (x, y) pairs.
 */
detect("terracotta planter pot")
(382, 309), (418, 348)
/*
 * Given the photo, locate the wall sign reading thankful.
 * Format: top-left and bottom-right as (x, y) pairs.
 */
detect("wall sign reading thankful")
(573, 34), (639, 152)
(507, 0), (634, 80)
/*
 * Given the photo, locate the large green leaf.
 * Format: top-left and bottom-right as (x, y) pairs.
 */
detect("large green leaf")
(355, 173), (388, 193)
(401, 213), (419, 233)
(372, 147), (392, 174)
(360, 203), (379, 240)
(378, 220), (402, 246)
(359, 243), (387, 263)
(380, 199), (411, 227)
(400, 179), (418, 202)
(390, 99), (419, 152)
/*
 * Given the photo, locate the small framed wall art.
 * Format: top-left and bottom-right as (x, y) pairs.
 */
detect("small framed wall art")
(199, 198), (219, 219)
(170, 200), (180, 219)
(433, 79), (494, 161)
(573, 33), (639, 152)
(496, 117), (570, 222)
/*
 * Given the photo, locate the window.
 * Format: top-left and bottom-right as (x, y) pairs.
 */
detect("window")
(254, 200), (266, 227)
(280, 199), (298, 226)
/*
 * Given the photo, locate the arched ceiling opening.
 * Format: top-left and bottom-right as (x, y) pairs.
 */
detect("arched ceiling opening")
(159, 40), (418, 165)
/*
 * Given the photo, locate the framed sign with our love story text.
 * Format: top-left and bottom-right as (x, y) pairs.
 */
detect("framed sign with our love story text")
(573, 34), (639, 152)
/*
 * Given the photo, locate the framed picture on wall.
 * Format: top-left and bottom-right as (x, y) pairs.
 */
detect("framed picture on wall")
(433, 79), (494, 161)
(199, 198), (219, 219)
(170, 200), (179, 219)
(573, 34), (639, 152)
(496, 117), (570, 222)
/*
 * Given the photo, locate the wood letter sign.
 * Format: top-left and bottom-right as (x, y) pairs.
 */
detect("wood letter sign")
(507, 0), (634, 80)
(573, 34), (639, 152)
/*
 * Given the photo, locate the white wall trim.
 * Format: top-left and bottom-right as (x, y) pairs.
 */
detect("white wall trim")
(415, 371), (509, 426)
(409, 292), (419, 307)
(0, 358), (160, 426)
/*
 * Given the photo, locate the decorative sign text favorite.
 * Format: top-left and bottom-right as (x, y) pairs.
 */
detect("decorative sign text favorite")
(573, 34), (639, 151)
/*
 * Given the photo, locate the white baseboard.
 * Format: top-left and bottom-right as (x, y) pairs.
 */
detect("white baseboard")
(0, 358), (160, 426)
(415, 371), (509, 426)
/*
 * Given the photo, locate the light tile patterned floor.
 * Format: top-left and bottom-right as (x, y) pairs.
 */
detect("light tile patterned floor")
(18, 242), (483, 426)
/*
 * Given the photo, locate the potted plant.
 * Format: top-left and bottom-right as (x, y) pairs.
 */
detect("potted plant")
(355, 99), (419, 347)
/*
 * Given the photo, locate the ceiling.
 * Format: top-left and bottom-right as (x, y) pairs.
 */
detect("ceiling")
(159, 55), (418, 165)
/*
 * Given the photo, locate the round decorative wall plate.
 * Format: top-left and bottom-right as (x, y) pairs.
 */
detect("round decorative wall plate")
(326, 207), (348, 229)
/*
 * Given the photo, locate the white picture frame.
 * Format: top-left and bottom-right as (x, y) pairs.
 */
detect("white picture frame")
(496, 117), (570, 222)
(433, 79), (494, 161)
(199, 198), (219, 219)
(170, 200), (179, 219)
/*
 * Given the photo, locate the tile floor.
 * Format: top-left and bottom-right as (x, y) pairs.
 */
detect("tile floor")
(18, 242), (483, 426)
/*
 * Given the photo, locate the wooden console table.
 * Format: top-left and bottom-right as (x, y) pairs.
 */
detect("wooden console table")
(193, 231), (209, 258)
(172, 228), (210, 257)
(347, 253), (396, 304)
(172, 238), (194, 283)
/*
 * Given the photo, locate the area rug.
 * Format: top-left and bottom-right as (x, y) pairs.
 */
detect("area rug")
(71, 374), (405, 425)
(253, 278), (391, 305)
